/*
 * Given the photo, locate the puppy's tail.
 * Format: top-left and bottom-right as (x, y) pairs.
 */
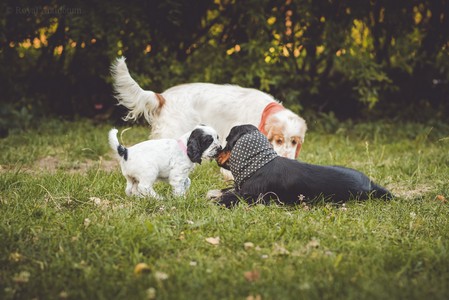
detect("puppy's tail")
(110, 57), (164, 124)
(108, 128), (128, 161)
(370, 182), (394, 200)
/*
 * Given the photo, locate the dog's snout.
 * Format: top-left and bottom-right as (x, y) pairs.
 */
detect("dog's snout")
(212, 145), (223, 158)
(216, 151), (231, 167)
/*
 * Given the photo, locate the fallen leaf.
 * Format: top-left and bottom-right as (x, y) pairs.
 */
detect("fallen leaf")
(246, 294), (262, 300)
(90, 197), (111, 210)
(90, 197), (102, 206)
(13, 271), (30, 283)
(306, 238), (320, 249)
(244, 242), (255, 250)
(154, 271), (169, 281)
(83, 218), (91, 228)
(205, 236), (220, 245)
(9, 252), (22, 262)
(146, 287), (156, 299)
(244, 270), (260, 282)
(435, 195), (447, 203)
(272, 243), (289, 256)
(134, 263), (151, 275)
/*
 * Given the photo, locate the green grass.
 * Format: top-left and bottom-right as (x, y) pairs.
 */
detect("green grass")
(1, 118), (449, 300)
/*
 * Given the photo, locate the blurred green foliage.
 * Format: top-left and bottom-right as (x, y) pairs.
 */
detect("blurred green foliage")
(0, 0), (448, 135)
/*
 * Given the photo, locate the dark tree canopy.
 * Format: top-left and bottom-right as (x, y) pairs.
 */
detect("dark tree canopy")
(1, 0), (448, 133)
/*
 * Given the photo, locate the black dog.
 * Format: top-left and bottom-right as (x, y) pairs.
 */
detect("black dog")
(212, 124), (393, 207)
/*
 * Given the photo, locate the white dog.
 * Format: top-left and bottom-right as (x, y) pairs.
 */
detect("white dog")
(111, 57), (307, 159)
(108, 125), (221, 199)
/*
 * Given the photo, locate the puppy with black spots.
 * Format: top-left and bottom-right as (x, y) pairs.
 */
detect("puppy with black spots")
(109, 124), (221, 199)
(209, 124), (393, 207)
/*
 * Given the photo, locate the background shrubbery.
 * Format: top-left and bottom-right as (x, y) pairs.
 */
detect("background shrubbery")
(1, 0), (448, 134)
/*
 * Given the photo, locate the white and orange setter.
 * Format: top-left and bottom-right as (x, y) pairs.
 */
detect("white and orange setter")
(111, 57), (307, 162)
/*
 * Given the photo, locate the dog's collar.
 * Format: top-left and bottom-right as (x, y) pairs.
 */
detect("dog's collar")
(177, 139), (187, 155)
(229, 131), (278, 190)
(258, 102), (285, 135)
(258, 102), (302, 158)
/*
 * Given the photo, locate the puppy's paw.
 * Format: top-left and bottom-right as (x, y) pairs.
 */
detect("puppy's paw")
(220, 168), (234, 181)
(206, 189), (223, 200)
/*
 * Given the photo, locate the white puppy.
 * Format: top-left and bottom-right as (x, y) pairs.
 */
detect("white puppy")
(111, 57), (307, 159)
(108, 125), (221, 199)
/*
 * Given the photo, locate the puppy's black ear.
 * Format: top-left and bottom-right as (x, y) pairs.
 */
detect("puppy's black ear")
(187, 137), (202, 164)
(187, 128), (213, 164)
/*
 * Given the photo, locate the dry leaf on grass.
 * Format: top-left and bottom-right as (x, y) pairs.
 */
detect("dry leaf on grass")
(306, 238), (320, 249)
(244, 270), (260, 282)
(146, 287), (156, 299)
(90, 197), (111, 209)
(9, 252), (22, 262)
(83, 218), (91, 228)
(272, 243), (289, 256)
(205, 236), (220, 245)
(90, 197), (102, 206)
(134, 263), (151, 275)
(246, 294), (262, 300)
(435, 195), (448, 203)
(154, 271), (169, 281)
(244, 242), (255, 250)
(13, 271), (30, 284)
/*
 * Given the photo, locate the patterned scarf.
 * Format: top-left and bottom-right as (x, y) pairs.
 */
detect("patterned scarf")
(229, 130), (278, 189)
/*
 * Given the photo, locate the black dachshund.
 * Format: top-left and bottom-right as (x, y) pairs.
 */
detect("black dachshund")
(211, 124), (393, 207)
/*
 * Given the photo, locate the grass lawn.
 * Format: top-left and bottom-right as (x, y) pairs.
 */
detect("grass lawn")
(1, 118), (449, 300)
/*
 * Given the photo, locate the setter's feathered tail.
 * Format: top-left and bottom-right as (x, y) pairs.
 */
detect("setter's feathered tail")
(110, 57), (161, 124)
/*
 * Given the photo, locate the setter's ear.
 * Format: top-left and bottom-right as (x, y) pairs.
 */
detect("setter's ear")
(295, 143), (302, 158)
(216, 151), (231, 170)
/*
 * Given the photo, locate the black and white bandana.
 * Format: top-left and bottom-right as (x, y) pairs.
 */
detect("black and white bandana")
(229, 130), (278, 189)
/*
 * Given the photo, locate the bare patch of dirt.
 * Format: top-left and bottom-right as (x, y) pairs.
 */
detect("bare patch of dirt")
(387, 183), (434, 199)
(1, 155), (119, 174)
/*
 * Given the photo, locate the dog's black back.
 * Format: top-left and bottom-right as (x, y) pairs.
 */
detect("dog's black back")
(239, 157), (392, 205)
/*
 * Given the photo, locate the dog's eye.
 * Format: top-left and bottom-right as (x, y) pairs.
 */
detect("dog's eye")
(292, 140), (297, 146)
(276, 139), (283, 145)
